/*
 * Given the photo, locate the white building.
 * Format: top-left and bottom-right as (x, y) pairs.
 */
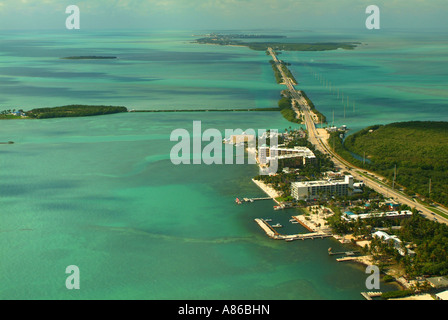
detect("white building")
(258, 146), (316, 166)
(291, 175), (354, 200)
(372, 231), (411, 256)
(436, 290), (448, 300)
(343, 210), (413, 221)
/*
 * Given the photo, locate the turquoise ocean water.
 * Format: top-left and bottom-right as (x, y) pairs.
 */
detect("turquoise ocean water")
(0, 29), (447, 299)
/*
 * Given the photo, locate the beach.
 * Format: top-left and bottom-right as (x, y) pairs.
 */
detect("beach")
(251, 178), (282, 204)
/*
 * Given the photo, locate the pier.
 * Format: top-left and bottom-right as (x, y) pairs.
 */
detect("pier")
(361, 292), (383, 300)
(242, 197), (272, 202)
(328, 248), (359, 256)
(254, 219), (332, 241)
(292, 216), (314, 232)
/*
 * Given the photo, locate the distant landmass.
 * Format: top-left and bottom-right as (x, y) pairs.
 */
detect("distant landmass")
(27, 105), (127, 119)
(196, 33), (287, 39)
(194, 34), (359, 51)
(61, 56), (118, 60)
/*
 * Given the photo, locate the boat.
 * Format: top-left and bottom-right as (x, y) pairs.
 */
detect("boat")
(235, 198), (242, 204)
(272, 223), (283, 228)
(264, 218), (272, 222)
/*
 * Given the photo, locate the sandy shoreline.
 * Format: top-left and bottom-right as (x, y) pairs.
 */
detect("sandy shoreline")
(251, 179), (281, 204)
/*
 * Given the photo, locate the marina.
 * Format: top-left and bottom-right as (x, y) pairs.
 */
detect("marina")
(2, 23), (445, 300)
(254, 218), (332, 242)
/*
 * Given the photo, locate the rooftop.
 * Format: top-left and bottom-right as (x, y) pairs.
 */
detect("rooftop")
(292, 176), (353, 188)
(427, 277), (448, 289)
(343, 210), (413, 221)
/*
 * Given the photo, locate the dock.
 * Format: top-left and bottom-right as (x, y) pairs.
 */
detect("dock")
(361, 292), (383, 300)
(254, 219), (279, 238)
(254, 219), (332, 241)
(292, 216), (314, 232)
(336, 256), (358, 262)
(242, 197), (272, 202)
(328, 249), (359, 256)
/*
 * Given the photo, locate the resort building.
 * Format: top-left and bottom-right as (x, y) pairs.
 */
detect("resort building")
(258, 146), (316, 166)
(227, 134), (255, 145)
(342, 210), (413, 221)
(372, 231), (414, 256)
(427, 277), (448, 290)
(436, 290), (448, 300)
(291, 175), (354, 200)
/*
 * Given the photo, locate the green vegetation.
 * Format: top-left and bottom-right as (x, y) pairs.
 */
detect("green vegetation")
(278, 96), (301, 124)
(28, 105), (127, 119)
(400, 213), (448, 276)
(0, 114), (23, 119)
(331, 121), (448, 206)
(300, 91), (326, 123)
(280, 63), (297, 85)
(195, 36), (359, 52)
(269, 60), (297, 85)
(248, 42), (358, 52)
(381, 290), (415, 300)
(269, 60), (283, 84)
(328, 208), (448, 277)
(0, 109), (26, 119)
(61, 56), (117, 60)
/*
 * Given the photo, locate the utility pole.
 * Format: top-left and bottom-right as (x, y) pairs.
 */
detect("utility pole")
(344, 100), (346, 119)
(332, 109), (335, 127)
(429, 178), (432, 197)
(393, 164), (397, 190)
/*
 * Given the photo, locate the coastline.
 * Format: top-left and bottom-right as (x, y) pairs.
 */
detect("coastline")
(251, 178), (281, 205)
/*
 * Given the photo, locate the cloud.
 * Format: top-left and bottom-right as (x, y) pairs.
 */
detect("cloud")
(0, 0), (446, 30)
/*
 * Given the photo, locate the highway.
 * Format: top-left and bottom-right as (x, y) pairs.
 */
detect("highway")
(267, 47), (448, 225)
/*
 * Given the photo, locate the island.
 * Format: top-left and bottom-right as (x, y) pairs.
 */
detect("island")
(194, 34), (359, 51)
(1, 105), (128, 119)
(61, 56), (118, 60)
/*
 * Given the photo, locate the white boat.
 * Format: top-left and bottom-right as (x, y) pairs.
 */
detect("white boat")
(264, 219), (272, 222)
(272, 223), (283, 228)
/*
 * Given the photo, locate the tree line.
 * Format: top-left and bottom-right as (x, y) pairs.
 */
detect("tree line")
(330, 121), (448, 207)
(27, 105), (128, 119)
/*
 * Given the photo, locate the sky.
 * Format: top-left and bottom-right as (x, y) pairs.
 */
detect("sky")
(0, 0), (446, 31)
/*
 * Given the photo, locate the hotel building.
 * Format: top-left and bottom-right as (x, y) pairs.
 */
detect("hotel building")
(291, 175), (354, 200)
(258, 146), (316, 166)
